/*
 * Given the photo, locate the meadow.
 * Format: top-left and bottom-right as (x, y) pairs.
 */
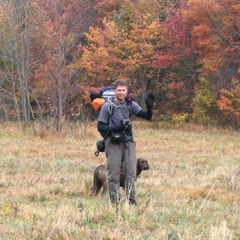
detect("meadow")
(0, 121), (239, 240)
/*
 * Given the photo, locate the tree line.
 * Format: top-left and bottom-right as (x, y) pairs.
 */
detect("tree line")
(0, 0), (239, 129)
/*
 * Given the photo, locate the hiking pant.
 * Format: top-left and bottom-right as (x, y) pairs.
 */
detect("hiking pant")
(105, 135), (137, 201)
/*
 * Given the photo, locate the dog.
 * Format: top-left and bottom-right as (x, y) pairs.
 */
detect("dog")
(91, 158), (150, 196)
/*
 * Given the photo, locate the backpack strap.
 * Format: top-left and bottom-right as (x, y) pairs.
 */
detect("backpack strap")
(108, 101), (114, 127)
(107, 100), (132, 126)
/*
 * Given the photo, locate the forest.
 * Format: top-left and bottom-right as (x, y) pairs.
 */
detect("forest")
(0, 0), (239, 129)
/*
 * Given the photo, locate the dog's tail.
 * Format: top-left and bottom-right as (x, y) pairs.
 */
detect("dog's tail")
(91, 173), (98, 196)
(91, 167), (104, 196)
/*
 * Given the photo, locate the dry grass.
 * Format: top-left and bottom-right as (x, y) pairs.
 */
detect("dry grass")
(0, 121), (239, 240)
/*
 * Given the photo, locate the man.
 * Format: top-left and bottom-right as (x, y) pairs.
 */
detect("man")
(97, 79), (154, 204)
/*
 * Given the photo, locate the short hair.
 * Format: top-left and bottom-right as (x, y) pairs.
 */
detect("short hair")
(114, 79), (128, 89)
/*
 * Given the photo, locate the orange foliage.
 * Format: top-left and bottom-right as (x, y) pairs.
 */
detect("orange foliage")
(218, 79), (240, 126)
(184, 0), (240, 75)
(77, 16), (162, 85)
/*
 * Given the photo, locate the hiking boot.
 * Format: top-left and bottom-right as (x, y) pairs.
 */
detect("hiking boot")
(129, 199), (137, 205)
(110, 198), (120, 204)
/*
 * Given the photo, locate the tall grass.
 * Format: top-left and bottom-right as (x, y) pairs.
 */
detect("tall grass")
(0, 121), (239, 240)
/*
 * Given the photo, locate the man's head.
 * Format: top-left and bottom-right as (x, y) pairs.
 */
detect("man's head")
(114, 79), (128, 103)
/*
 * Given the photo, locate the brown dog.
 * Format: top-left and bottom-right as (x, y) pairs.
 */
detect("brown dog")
(91, 158), (150, 196)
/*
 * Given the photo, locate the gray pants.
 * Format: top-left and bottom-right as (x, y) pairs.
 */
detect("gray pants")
(105, 136), (137, 201)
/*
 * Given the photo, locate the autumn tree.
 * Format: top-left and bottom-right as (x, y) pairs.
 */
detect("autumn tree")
(218, 78), (240, 127)
(153, 2), (199, 116)
(0, 0), (40, 121)
(28, 0), (102, 128)
(183, 0), (240, 126)
(77, 0), (164, 106)
(29, 0), (83, 129)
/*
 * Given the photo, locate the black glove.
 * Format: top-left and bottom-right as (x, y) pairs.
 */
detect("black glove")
(90, 92), (102, 101)
(121, 119), (132, 131)
(145, 93), (155, 110)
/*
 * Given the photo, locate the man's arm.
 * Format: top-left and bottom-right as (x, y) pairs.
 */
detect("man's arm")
(137, 93), (155, 120)
(137, 109), (152, 120)
(97, 121), (124, 133)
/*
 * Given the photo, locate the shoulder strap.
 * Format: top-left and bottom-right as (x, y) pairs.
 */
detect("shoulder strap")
(128, 102), (132, 118)
(108, 101), (114, 126)
(108, 101), (114, 117)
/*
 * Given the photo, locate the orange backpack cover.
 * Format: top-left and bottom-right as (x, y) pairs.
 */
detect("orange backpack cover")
(92, 98), (106, 111)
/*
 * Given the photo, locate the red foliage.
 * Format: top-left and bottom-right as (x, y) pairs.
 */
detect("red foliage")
(153, 54), (178, 69)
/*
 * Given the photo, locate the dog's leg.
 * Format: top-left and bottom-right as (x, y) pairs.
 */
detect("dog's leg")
(94, 178), (103, 196)
(91, 174), (98, 196)
(102, 181), (108, 195)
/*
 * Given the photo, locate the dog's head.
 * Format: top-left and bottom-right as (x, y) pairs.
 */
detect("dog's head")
(137, 158), (150, 174)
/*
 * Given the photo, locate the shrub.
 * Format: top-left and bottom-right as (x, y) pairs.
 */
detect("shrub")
(192, 79), (219, 125)
(172, 113), (189, 124)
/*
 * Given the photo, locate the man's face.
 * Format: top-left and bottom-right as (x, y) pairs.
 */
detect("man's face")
(114, 85), (127, 102)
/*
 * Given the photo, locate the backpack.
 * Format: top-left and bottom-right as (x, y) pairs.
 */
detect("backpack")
(90, 86), (134, 114)
(90, 86), (116, 111)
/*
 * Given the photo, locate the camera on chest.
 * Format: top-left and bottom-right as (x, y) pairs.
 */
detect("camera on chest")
(121, 118), (132, 131)
(121, 118), (130, 128)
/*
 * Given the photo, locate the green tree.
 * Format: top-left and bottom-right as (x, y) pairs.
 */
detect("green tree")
(192, 79), (219, 125)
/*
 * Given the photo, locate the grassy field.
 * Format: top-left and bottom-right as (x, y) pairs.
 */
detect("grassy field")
(0, 121), (239, 240)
